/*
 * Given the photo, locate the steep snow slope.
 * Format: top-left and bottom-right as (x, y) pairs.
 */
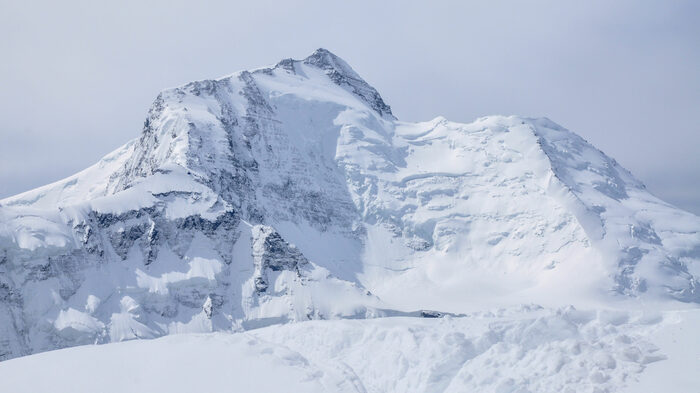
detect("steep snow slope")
(357, 116), (700, 311)
(0, 49), (699, 362)
(2, 307), (691, 393)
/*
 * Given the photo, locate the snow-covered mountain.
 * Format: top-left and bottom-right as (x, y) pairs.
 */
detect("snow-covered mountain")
(1, 48), (699, 373)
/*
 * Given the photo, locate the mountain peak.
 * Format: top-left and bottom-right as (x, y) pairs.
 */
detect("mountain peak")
(2, 48), (700, 364)
(298, 48), (395, 119)
(302, 48), (355, 74)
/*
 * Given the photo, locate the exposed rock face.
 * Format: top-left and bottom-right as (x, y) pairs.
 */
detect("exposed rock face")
(251, 225), (309, 293)
(0, 48), (699, 361)
(302, 48), (394, 119)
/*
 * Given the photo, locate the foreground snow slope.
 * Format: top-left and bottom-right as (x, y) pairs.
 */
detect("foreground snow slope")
(1, 308), (694, 393)
(0, 48), (699, 363)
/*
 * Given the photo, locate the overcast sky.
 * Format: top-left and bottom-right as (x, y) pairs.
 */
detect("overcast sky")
(1, 0), (698, 214)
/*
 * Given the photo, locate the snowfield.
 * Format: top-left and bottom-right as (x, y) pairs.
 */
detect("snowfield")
(0, 48), (699, 391)
(2, 307), (695, 393)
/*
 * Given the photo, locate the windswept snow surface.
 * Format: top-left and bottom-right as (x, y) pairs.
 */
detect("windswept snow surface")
(1, 48), (699, 391)
(1, 307), (693, 393)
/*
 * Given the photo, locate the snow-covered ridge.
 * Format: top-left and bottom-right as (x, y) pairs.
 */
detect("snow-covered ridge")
(0, 48), (699, 362)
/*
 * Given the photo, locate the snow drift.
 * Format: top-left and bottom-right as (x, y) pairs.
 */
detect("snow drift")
(0, 307), (681, 393)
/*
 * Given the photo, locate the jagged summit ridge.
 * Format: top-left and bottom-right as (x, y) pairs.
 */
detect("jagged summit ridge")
(301, 48), (394, 118)
(270, 48), (394, 119)
(0, 49), (699, 362)
(110, 48), (393, 203)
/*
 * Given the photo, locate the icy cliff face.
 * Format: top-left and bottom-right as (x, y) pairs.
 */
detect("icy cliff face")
(1, 48), (699, 360)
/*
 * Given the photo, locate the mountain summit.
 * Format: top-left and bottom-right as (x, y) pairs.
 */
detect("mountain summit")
(1, 49), (699, 361)
(300, 48), (394, 118)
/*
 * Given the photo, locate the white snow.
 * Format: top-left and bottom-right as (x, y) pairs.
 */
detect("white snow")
(54, 308), (104, 335)
(135, 256), (223, 295)
(621, 309), (700, 393)
(2, 307), (695, 393)
(0, 48), (699, 391)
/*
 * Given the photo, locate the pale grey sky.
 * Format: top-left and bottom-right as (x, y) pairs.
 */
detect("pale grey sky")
(1, 0), (698, 214)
